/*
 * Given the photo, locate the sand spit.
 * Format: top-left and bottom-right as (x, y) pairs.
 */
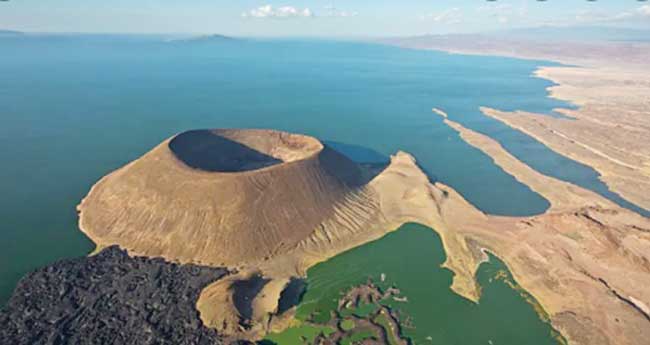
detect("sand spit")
(384, 35), (650, 214)
(480, 65), (650, 212)
(79, 126), (650, 344)
(432, 109), (650, 345)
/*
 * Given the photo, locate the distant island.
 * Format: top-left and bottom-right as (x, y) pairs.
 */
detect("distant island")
(171, 33), (238, 43)
(0, 29), (23, 36)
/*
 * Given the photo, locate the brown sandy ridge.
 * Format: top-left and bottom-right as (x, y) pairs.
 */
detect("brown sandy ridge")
(431, 109), (650, 345)
(382, 34), (650, 213)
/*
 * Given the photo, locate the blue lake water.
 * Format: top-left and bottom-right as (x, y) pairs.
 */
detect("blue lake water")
(0, 35), (646, 305)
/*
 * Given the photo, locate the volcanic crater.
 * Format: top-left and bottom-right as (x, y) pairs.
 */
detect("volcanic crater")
(77, 128), (370, 268)
(168, 129), (318, 173)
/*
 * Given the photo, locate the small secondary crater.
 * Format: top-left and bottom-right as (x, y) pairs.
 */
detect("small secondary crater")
(231, 274), (270, 324)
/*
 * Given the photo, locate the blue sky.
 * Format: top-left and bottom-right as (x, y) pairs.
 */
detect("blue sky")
(1, 0), (649, 36)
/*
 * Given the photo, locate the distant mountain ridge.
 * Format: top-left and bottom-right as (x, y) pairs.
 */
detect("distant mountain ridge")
(499, 26), (650, 42)
(0, 29), (23, 36)
(172, 33), (238, 43)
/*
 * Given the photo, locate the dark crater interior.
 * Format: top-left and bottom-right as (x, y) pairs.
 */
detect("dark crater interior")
(169, 130), (282, 172)
(0, 246), (230, 345)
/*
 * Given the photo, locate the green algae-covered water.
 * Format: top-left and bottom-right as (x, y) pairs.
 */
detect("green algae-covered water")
(268, 223), (561, 345)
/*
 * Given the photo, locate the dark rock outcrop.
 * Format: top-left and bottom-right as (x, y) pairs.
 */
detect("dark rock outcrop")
(0, 246), (229, 345)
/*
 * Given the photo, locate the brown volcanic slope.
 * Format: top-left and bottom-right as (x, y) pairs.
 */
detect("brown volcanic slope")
(78, 129), (377, 268)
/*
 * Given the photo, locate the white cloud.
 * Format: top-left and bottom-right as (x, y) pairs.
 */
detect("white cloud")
(323, 5), (358, 18)
(242, 5), (314, 19)
(575, 5), (650, 23)
(241, 4), (358, 19)
(475, 2), (527, 25)
(476, 3), (513, 13)
(575, 10), (626, 23)
(640, 5), (650, 17)
(421, 8), (462, 25)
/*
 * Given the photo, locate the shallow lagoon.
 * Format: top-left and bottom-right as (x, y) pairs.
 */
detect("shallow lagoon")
(267, 223), (561, 345)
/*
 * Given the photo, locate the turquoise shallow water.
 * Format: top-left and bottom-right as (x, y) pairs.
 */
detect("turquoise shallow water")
(0, 35), (646, 305)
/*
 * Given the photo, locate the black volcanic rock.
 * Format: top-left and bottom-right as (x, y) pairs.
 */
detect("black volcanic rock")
(0, 246), (229, 345)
